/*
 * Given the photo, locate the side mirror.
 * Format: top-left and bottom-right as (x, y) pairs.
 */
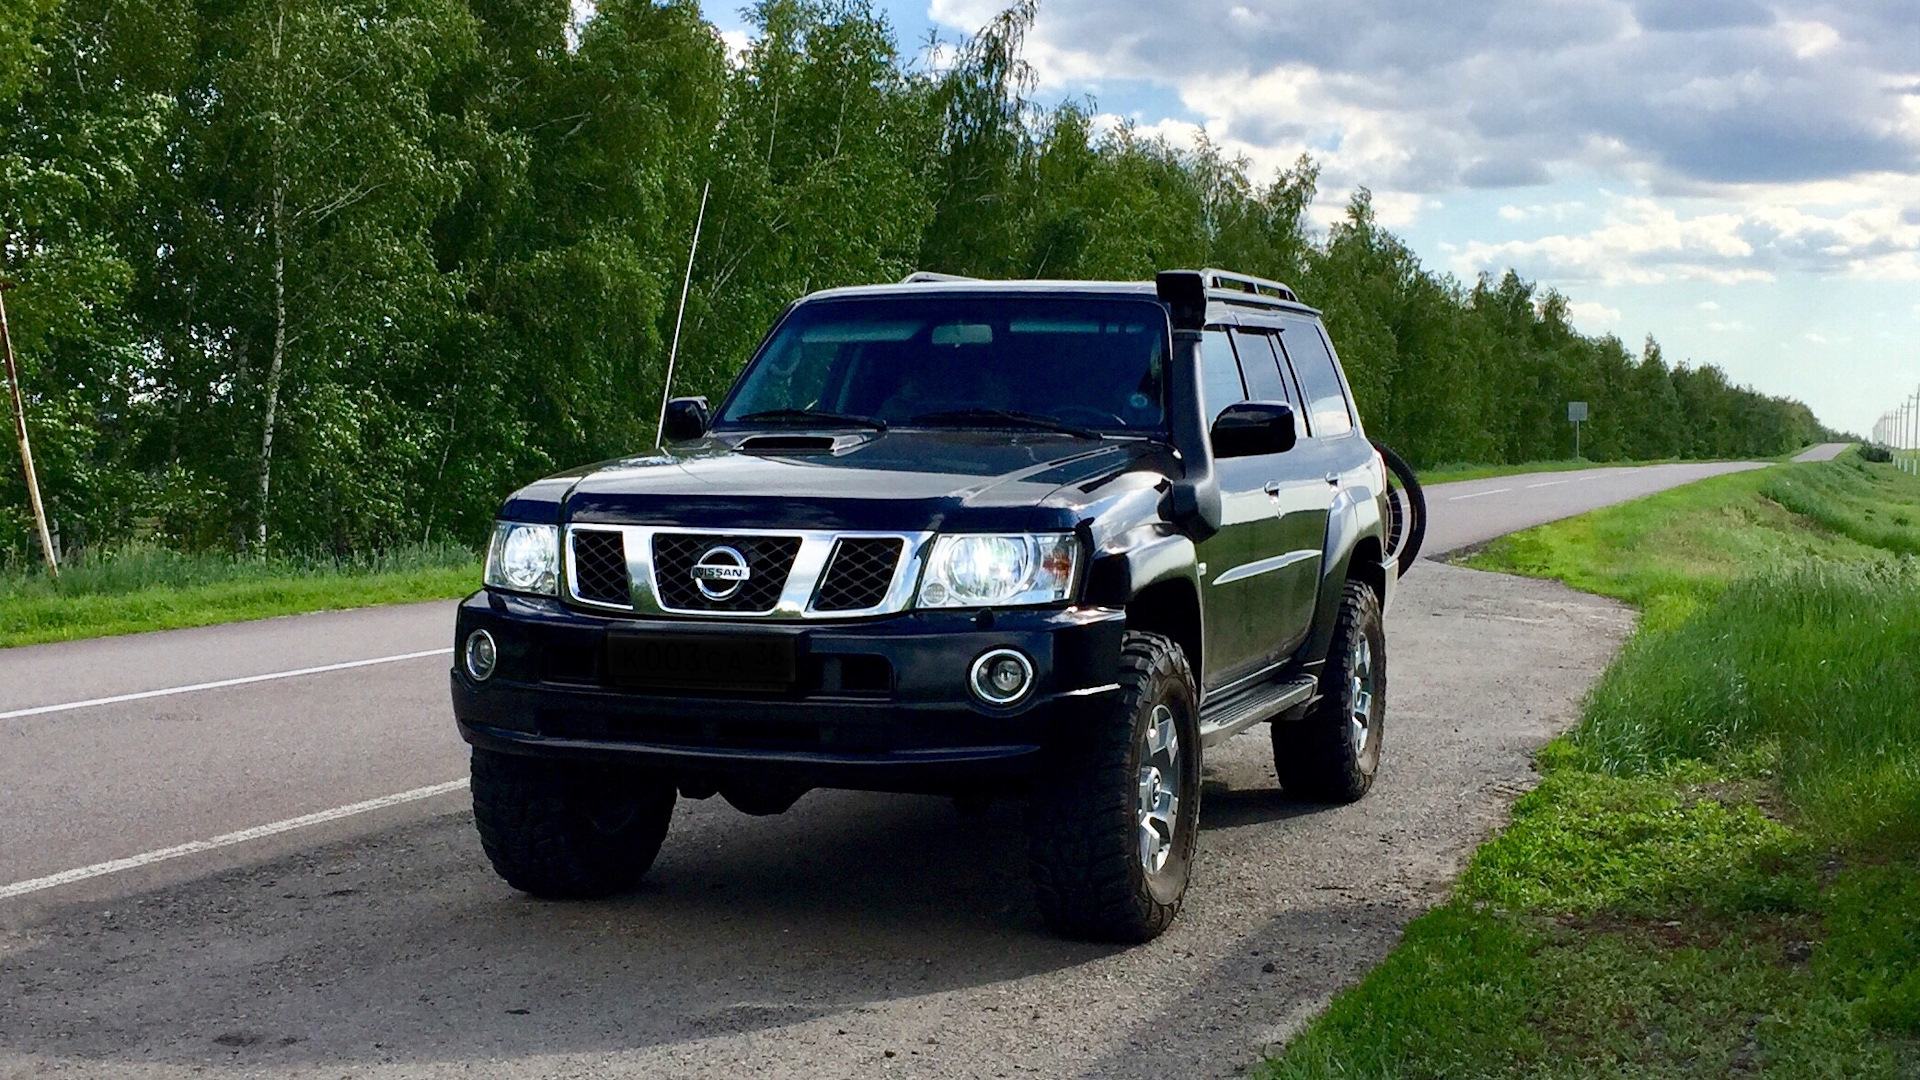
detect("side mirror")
(1211, 401), (1297, 458)
(661, 396), (711, 444)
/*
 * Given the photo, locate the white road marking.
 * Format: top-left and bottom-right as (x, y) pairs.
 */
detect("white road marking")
(1526, 480), (1570, 489)
(1448, 488), (1512, 501)
(0, 779), (470, 900)
(0, 648), (453, 722)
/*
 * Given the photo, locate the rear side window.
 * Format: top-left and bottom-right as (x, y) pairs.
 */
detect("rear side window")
(1199, 328), (1247, 424)
(1228, 328), (1308, 440)
(1228, 328), (1288, 401)
(1278, 317), (1353, 437)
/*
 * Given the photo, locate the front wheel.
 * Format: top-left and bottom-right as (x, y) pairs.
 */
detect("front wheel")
(1028, 631), (1201, 942)
(471, 748), (677, 899)
(1273, 581), (1385, 803)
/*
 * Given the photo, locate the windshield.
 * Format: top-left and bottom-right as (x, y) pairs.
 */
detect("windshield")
(715, 295), (1170, 435)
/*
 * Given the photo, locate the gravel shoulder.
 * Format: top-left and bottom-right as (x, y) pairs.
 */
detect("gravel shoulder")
(0, 561), (1632, 1079)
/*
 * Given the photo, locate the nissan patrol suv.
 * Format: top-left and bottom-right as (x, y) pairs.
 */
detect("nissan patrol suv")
(452, 269), (1400, 942)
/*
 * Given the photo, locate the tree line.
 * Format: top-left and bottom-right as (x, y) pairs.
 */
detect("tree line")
(0, 0), (1830, 561)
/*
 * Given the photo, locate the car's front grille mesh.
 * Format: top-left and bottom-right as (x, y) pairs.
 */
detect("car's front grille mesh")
(571, 530), (631, 606)
(814, 538), (904, 612)
(652, 534), (802, 612)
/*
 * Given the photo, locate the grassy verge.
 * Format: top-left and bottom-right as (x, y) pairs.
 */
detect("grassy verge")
(1259, 449), (1920, 1078)
(0, 543), (479, 648)
(1418, 456), (1702, 486)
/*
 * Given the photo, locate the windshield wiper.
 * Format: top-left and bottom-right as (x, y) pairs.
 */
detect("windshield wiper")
(907, 408), (1100, 439)
(735, 408), (887, 431)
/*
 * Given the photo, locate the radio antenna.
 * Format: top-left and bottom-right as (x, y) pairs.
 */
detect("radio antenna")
(655, 179), (710, 449)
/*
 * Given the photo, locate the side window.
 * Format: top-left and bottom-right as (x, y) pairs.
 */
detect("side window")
(1228, 328), (1309, 440)
(1199, 328), (1247, 424)
(1228, 328), (1288, 401)
(1278, 317), (1353, 437)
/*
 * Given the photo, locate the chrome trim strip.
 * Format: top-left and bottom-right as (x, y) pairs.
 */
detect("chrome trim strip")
(564, 525), (934, 620)
(1058, 682), (1122, 698)
(1209, 548), (1320, 587)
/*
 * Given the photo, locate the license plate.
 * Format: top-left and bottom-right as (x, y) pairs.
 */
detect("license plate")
(605, 632), (797, 692)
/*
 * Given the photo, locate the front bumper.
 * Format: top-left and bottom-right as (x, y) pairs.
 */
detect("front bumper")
(450, 591), (1127, 793)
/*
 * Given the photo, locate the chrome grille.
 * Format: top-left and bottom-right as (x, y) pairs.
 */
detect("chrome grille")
(814, 538), (904, 612)
(652, 533), (802, 613)
(571, 529), (630, 607)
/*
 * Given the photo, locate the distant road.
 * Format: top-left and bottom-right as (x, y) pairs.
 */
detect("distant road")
(1420, 460), (1770, 556)
(1794, 442), (1851, 463)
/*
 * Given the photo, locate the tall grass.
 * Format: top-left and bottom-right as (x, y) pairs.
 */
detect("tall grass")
(1760, 451), (1920, 556)
(0, 541), (477, 600)
(1571, 559), (1920, 851)
(0, 542), (480, 647)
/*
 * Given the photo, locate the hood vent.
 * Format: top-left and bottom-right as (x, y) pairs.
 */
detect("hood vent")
(734, 433), (870, 454)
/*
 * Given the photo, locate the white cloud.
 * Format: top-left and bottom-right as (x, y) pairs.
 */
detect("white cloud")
(1450, 191), (1920, 284)
(1698, 300), (1721, 310)
(1567, 300), (1623, 328)
(1780, 19), (1841, 60)
(1498, 201), (1589, 223)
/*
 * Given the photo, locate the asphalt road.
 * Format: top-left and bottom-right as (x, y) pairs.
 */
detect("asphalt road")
(1793, 442), (1851, 463)
(0, 458), (1764, 1078)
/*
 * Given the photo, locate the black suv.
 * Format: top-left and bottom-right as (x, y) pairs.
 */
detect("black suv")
(452, 269), (1399, 941)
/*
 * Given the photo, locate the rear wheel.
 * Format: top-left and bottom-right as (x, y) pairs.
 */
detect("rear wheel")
(1028, 631), (1201, 942)
(1273, 581), (1385, 803)
(471, 748), (677, 899)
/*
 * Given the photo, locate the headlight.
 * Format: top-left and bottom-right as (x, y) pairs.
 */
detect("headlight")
(484, 521), (559, 595)
(917, 533), (1078, 608)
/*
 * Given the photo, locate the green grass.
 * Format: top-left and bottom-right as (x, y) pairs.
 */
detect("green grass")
(0, 543), (480, 648)
(1259, 451), (1920, 1078)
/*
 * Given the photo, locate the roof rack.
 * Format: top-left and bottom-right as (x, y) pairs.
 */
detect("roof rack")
(899, 271), (979, 284)
(1200, 268), (1298, 304)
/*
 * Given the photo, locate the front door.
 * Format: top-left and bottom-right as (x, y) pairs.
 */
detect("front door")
(1233, 326), (1330, 659)
(1195, 327), (1298, 692)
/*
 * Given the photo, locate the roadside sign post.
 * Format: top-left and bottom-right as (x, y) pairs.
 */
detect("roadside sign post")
(1568, 401), (1589, 461)
(0, 282), (57, 576)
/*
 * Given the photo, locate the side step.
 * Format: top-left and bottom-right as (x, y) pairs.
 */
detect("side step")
(1197, 677), (1317, 748)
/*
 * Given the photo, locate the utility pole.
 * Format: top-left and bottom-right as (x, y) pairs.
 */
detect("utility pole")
(1911, 391), (1919, 473)
(0, 282), (57, 576)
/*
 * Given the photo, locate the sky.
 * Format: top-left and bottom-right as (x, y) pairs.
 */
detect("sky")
(701, 0), (1920, 436)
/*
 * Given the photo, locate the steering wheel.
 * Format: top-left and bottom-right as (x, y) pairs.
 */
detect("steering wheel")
(1053, 405), (1128, 428)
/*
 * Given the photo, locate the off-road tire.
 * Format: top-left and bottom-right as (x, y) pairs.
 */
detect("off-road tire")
(1028, 631), (1201, 942)
(1274, 581), (1385, 803)
(471, 748), (677, 899)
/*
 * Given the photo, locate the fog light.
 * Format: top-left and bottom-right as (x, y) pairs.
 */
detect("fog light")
(969, 648), (1034, 705)
(465, 629), (497, 682)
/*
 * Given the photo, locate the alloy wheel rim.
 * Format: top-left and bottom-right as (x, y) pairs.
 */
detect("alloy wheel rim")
(1349, 636), (1375, 756)
(1137, 703), (1182, 876)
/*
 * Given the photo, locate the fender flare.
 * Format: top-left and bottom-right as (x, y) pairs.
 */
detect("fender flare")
(1303, 481), (1387, 663)
(1081, 528), (1200, 609)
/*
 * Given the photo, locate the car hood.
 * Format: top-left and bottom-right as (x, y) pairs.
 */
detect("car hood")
(532, 430), (1161, 532)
